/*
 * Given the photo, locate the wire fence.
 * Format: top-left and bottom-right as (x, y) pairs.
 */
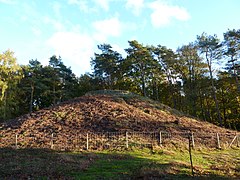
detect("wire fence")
(0, 131), (239, 151)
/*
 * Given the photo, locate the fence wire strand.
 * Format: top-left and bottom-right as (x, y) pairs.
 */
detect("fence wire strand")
(0, 131), (239, 151)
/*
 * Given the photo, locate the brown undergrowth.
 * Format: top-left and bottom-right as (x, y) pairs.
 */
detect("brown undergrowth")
(0, 90), (238, 149)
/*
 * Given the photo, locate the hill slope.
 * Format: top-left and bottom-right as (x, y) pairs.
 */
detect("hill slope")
(0, 90), (237, 149)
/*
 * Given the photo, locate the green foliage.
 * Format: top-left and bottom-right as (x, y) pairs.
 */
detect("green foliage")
(0, 50), (23, 120)
(125, 40), (158, 96)
(196, 33), (223, 126)
(223, 29), (240, 93)
(176, 43), (208, 117)
(151, 45), (179, 107)
(91, 44), (123, 89)
(17, 56), (79, 114)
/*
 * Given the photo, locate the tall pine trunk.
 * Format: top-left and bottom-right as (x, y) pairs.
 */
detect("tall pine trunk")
(3, 90), (7, 120)
(231, 56), (240, 93)
(206, 54), (222, 126)
(29, 82), (34, 113)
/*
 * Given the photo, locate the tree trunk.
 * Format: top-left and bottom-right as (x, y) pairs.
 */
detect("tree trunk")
(220, 88), (227, 127)
(53, 81), (56, 106)
(141, 72), (146, 97)
(206, 54), (222, 126)
(156, 83), (159, 101)
(190, 81), (197, 117)
(210, 70), (222, 126)
(29, 82), (34, 113)
(199, 90), (206, 121)
(231, 56), (240, 93)
(205, 97), (212, 122)
(3, 90), (7, 120)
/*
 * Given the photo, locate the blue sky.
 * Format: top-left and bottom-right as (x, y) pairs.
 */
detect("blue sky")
(0, 0), (239, 76)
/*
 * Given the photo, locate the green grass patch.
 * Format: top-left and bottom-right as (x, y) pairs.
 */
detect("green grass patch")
(0, 147), (239, 179)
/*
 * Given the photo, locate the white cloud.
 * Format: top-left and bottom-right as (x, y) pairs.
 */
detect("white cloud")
(47, 31), (95, 75)
(67, 0), (89, 12)
(68, 0), (113, 13)
(93, 0), (110, 11)
(126, 0), (144, 16)
(52, 1), (61, 19)
(148, 0), (190, 28)
(92, 17), (122, 42)
(111, 44), (127, 57)
(31, 26), (42, 36)
(122, 21), (138, 32)
(43, 16), (65, 31)
(0, 0), (17, 4)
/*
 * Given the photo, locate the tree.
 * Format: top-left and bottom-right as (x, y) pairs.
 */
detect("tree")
(217, 72), (240, 129)
(49, 55), (62, 105)
(177, 43), (207, 116)
(21, 60), (42, 113)
(125, 40), (156, 96)
(91, 44), (123, 89)
(152, 45), (179, 108)
(48, 55), (78, 105)
(145, 45), (163, 100)
(18, 56), (79, 113)
(56, 58), (79, 101)
(197, 33), (223, 126)
(0, 50), (23, 120)
(223, 29), (240, 93)
(19, 59), (48, 113)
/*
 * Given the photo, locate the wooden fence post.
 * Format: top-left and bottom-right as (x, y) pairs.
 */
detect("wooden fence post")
(237, 134), (239, 147)
(188, 133), (194, 177)
(15, 134), (18, 149)
(51, 133), (54, 149)
(191, 132), (195, 149)
(86, 133), (89, 150)
(101, 133), (104, 150)
(216, 133), (221, 149)
(229, 134), (237, 148)
(159, 131), (162, 146)
(126, 131), (128, 149)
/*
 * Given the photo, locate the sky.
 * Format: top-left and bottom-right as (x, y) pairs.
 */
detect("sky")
(0, 0), (240, 76)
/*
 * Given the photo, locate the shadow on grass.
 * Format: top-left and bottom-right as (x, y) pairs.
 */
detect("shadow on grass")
(0, 147), (95, 179)
(0, 147), (236, 179)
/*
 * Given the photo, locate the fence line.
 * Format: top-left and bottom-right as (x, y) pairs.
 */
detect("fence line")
(0, 131), (239, 151)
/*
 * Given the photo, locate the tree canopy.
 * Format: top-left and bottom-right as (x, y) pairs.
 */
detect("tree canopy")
(0, 28), (239, 130)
